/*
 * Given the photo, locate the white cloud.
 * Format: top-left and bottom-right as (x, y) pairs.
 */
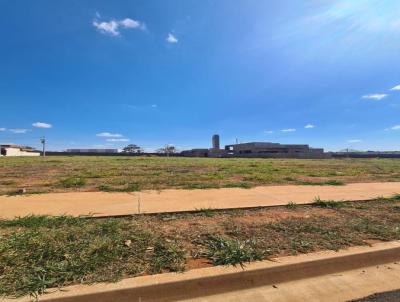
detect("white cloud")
(93, 17), (144, 36)
(304, 124), (315, 129)
(391, 125), (400, 130)
(151, 104), (157, 108)
(93, 20), (120, 36)
(347, 139), (362, 143)
(166, 33), (178, 43)
(362, 94), (387, 101)
(0, 128), (5, 131)
(264, 130), (274, 134)
(391, 85), (400, 91)
(281, 128), (296, 132)
(106, 138), (130, 142)
(32, 122), (52, 129)
(10, 129), (28, 134)
(120, 18), (140, 29)
(96, 132), (123, 138)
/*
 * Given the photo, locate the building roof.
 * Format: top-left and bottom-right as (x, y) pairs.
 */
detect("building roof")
(0, 144), (36, 151)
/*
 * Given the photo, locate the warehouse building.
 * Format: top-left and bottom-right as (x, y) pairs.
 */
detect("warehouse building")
(0, 145), (40, 157)
(181, 135), (328, 159)
(225, 142), (325, 157)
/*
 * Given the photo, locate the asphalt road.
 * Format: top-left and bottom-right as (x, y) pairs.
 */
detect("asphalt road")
(350, 289), (400, 302)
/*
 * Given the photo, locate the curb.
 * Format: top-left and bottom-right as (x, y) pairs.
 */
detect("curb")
(11, 241), (400, 302)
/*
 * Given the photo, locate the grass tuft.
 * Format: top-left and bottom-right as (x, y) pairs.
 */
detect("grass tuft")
(312, 197), (344, 209)
(199, 235), (265, 268)
(286, 201), (298, 209)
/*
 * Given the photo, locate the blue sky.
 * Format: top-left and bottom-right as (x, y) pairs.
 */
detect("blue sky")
(1, 0), (400, 151)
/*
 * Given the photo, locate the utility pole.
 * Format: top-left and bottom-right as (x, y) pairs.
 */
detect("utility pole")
(40, 136), (46, 157)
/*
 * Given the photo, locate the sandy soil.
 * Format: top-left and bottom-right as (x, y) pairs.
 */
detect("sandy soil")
(0, 182), (399, 219)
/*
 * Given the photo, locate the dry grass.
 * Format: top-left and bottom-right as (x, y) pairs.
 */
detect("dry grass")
(1, 196), (400, 299)
(1, 156), (400, 194)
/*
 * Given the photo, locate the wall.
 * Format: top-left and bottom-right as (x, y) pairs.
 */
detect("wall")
(2, 147), (40, 157)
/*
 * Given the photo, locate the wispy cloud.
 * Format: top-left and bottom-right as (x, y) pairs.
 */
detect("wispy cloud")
(281, 128), (296, 132)
(151, 104), (157, 108)
(166, 33), (178, 43)
(390, 125), (400, 130)
(304, 124), (315, 129)
(347, 139), (362, 143)
(96, 132), (123, 138)
(362, 94), (387, 101)
(106, 138), (130, 142)
(93, 17), (145, 36)
(264, 130), (274, 134)
(10, 129), (28, 134)
(309, 1), (400, 34)
(391, 85), (400, 91)
(0, 128), (5, 132)
(32, 122), (52, 129)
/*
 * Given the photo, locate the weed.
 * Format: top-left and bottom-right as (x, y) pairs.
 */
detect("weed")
(312, 197), (344, 209)
(286, 201), (298, 209)
(199, 235), (265, 267)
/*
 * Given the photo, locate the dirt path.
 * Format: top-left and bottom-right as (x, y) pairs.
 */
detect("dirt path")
(0, 182), (400, 219)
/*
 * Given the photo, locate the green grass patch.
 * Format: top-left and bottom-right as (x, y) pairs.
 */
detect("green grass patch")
(59, 177), (86, 188)
(0, 217), (185, 299)
(0, 156), (399, 194)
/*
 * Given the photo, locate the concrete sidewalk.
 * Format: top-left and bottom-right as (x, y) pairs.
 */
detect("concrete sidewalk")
(1, 182), (399, 218)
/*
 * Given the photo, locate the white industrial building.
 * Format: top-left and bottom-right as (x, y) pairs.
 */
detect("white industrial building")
(0, 145), (40, 157)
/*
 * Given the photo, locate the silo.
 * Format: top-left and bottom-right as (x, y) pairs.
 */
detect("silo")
(212, 134), (220, 150)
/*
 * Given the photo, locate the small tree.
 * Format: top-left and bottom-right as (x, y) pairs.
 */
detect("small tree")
(156, 145), (177, 155)
(122, 144), (143, 154)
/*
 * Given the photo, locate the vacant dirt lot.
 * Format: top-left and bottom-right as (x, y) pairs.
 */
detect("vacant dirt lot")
(1, 156), (400, 195)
